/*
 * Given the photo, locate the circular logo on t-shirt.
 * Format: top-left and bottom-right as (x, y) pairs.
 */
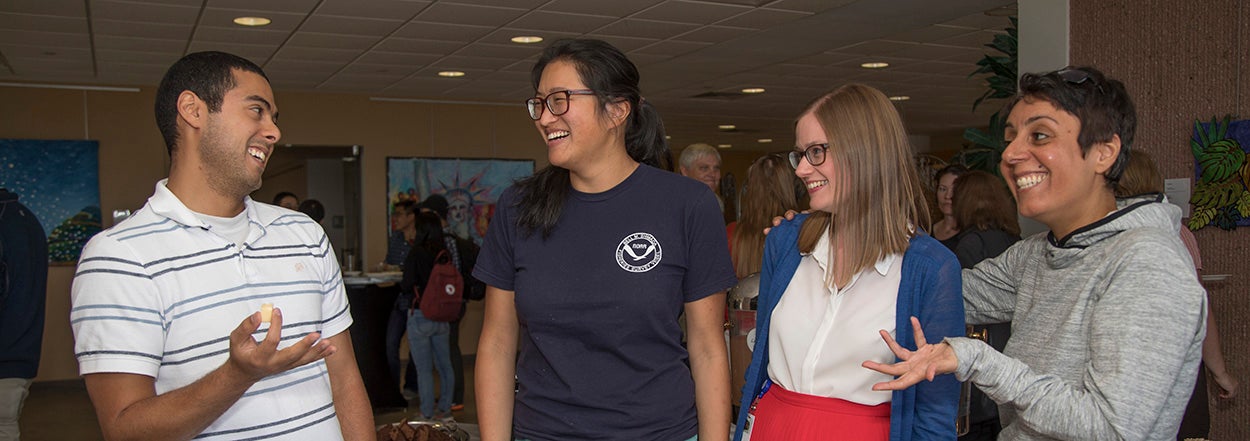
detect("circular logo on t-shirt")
(615, 232), (662, 273)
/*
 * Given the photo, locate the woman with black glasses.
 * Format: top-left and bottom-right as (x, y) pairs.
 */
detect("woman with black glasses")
(733, 83), (964, 440)
(473, 38), (736, 441)
(863, 67), (1206, 440)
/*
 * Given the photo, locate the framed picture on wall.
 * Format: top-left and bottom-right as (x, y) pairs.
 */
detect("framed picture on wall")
(386, 157), (534, 245)
(0, 138), (102, 265)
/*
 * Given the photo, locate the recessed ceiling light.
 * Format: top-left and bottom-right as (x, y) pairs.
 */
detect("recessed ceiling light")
(718, 124), (736, 130)
(511, 36), (544, 44)
(717, 144), (732, 149)
(437, 71), (466, 78)
(889, 95), (910, 101)
(741, 87), (765, 94)
(861, 62), (889, 69)
(233, 16), (271, 27)
(757, 138), (773, 143)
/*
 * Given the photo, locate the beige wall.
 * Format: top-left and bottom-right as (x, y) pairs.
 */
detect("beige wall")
(1071, 1), (1250, 438)
(1, 85), (547, 381)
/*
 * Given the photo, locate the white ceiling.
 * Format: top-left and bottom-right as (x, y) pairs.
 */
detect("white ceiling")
(0, 0), (1017, 152)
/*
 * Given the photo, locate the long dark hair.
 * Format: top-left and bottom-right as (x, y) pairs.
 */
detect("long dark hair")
(515, 38), (669, 238)
(414, 211), (446, 254)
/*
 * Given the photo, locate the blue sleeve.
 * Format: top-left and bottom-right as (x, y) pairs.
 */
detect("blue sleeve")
(911, 243), (965, 440)
(472, 187), (518, 291)
(682, 187), (737, 302)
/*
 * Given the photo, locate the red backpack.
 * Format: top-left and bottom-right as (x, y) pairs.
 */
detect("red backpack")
(417, 250), (464, 322)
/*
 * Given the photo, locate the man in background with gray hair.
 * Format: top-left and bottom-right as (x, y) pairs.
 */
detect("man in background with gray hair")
(679, 143), (723, 210)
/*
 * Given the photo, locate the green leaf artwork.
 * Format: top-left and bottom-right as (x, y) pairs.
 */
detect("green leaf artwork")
(1189, 115), (1250, 231)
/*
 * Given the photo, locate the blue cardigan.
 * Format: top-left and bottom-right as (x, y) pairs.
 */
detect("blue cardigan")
(733, 215), (965, 441)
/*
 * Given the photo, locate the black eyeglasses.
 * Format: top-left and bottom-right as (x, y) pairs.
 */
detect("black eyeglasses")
(788, 143), (828, 169)
(525, 89), (596, 120)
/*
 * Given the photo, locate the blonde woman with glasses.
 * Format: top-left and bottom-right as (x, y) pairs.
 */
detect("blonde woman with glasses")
(733, 84), (964, 440)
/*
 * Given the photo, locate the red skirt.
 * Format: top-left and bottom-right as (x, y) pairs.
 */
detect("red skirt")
(749, 384), (891, 441)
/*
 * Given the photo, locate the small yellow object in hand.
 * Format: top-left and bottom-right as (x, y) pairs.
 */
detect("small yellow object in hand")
(260, 303), (274, 323)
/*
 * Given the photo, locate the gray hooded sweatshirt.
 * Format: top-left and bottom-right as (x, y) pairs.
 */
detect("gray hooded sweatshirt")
(947, 196), (1206, 440)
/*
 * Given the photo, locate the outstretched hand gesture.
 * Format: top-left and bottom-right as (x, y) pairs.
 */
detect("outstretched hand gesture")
(862, 316), (959, 391)
(227, 307), (337, 382)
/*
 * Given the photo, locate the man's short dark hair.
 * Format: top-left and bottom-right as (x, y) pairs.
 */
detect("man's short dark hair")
(394, 199), (417, 216)
(155, 51), (268, 155)
(1006, 66), (1136, 186)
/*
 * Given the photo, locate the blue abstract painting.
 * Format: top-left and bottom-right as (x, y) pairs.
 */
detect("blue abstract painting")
(387, 157), (533, 245)
(0, 139), (102, 264)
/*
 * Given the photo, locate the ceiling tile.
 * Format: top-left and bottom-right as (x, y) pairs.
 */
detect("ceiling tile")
(441, 0), (546, 8)
(394, 21), (496, 42)
(199, 8), (305, 31)
(673, 25), (753, 44)
(834, 40), (919, 56)
(632, 1), (750, 25)
(430, 55), (516, 70)
(374, 37), (464, 55)
(337, 63), (419, 77)
(586, 35), (658, 52)
(631, 40), (710, 57)
(594, 19), (697, 40)
(91, 1), (200, 24)
(0, 29), (90, 49)
(92, 19), (190, 40)
(272, 46), (361, 64)
(479, 28), (581, 46)
(286, 32), (380, 50)
(95, 49), (181, 65)
(206, 0), (319, 13)
(0, 45), (90, 60)
(415, 3), (527, 27)
(356, 51), (441, 66)
(7, 56), (93, 73)
(185, 41), (276, 61)
(0, 0), (85, 15)
(934, 29), (1006, 49)
(300, 15), (405, 37)
(313, 0), (432, 20)
(264, 58), (344, 73)
(455, 43), (542, 59)
(941, 11), (1014, 30)
(194, 26), (289, 46)
(0, 12), (86, 33)
(509, 10), (616, 33)
(540, 0), (663, 17)
(885, 24), (980, 44)
(715, 7), (811, 29)
(763, 0), (858, 14)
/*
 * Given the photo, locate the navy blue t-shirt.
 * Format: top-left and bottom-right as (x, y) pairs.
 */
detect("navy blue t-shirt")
(474, 164), (737, 441)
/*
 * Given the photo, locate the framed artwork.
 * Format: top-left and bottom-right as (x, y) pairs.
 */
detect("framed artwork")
(0, 138), (102, 264)
(386, 157), (535, 244)
(1189, 116), (1250, 231)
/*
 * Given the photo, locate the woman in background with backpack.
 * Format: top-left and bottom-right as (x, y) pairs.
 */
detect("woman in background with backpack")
(400, 211), (457, 422)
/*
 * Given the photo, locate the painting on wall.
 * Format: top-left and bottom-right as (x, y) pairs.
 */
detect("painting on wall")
(1189, 116), (1250, 231)
(0, 138), (102, 264)
(387, 157), (534, 244)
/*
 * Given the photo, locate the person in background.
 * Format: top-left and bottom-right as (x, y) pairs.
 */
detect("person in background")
(946, 170), (1020, 441)
(728, 153), (801, 278)
(385, 199), (420, 399)
(400, 211), (457, 422)
(272, 191), (299, 211)
(1114, 150), (1238, 440)
(865, 66), (1206, 440)
(931, 164), (968, 248)
(70, 51), (372, 440)
(418, 194), (484, 412)
(297, 198), (325, 223)
(475, 38), (735, 441)
(0, 188), (48, 441)
(735, 83), (963, 441)
(679, 143), (724, 208)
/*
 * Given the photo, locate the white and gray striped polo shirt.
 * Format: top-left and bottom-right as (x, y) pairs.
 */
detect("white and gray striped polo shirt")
(71, 179), (352, 440)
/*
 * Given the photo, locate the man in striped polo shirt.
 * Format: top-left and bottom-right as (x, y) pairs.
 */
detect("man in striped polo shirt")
(70, 51), (373, 440)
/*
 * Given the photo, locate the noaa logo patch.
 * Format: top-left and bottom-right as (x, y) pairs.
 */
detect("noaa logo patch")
(615, 232), (662, 273)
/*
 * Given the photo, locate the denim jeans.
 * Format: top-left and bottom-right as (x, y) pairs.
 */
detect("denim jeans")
(407, 311), (454, 417)
(386, 296), (418, 392)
